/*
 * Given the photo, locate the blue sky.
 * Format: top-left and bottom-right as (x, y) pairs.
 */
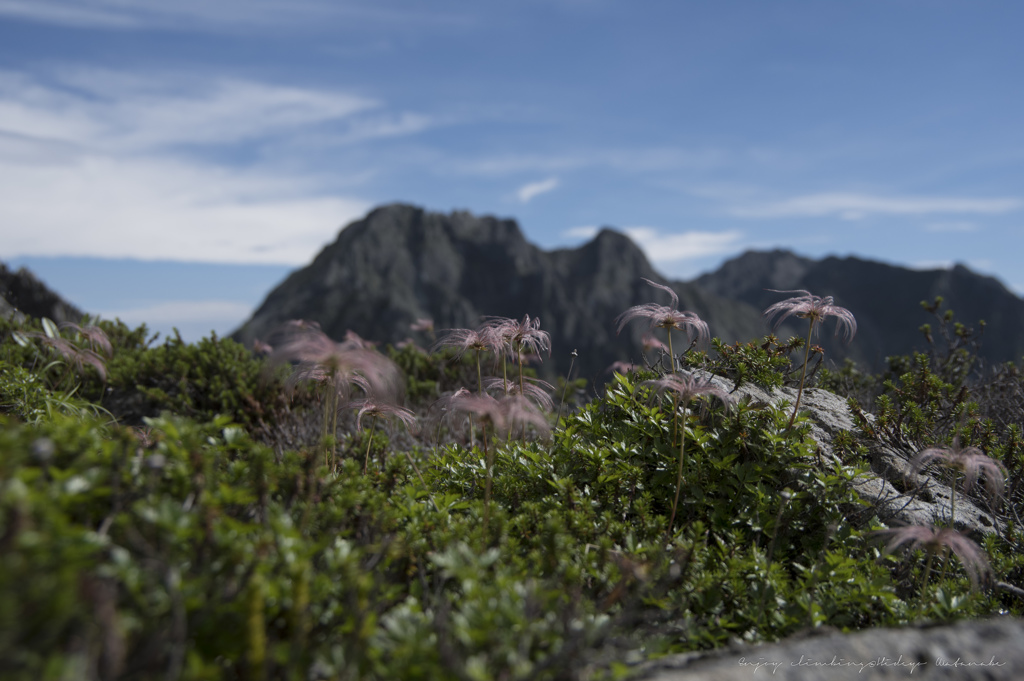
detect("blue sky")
(1, 1), (1022, 341)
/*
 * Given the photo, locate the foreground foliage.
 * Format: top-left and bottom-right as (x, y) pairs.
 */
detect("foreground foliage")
(1, 305), (1023, 680)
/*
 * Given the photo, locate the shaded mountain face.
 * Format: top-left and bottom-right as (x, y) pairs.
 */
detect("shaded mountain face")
(0, 262), (83, 324)
(694, 250), (1024, 370)
(230, 204), (764, 383)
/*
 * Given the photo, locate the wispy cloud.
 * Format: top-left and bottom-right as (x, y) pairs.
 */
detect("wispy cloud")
(0, 0), (472, 32)
(564, 225), (599, 239)
(623, 227), (744, 263)
(562, 224), (744, 263)
(517, 177), (559, 203)
(728, 192), (1021, 220)
(0, 69), (378, 152)
(0, 68), (438, 263)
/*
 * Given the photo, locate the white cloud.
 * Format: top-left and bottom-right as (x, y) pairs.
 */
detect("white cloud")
(0, 69), (378, 152)
(563, 225), (599, 239)
(562, 225), (744, 262)
(728, 192), (1021, 220)
(0, 0), (471, 32)
(0, 153), (370, 264)
(0, 68), (439, 263)
(517, 177), (559, 203)
(622, 227), (745, 263)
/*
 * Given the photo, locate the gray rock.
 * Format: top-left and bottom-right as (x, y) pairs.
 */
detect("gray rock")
(632, 617), (1024, 680)
(686, 370), (1003, 538)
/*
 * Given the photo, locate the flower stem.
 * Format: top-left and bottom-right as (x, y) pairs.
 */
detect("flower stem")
(788, 320), (815, 428)
(363, 414), (378, 473)
(668, 406), (687, 536)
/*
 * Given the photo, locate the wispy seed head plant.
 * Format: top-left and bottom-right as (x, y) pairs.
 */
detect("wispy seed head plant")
(268, 321), (403, 469)
(910, 439), (1007, 523)
(350, 397), (418, 475)
(872, 524), (992, 592)
(763, 289), (857, 428)
(482, 315), (552, 396)
(616, 278), (709, 372)
(17, 319), (112, 382)
(641, 372), (732, 536)
(433, 325), (503, 394)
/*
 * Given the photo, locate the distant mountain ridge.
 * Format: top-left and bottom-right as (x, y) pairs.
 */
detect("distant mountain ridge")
(231, 203), (1024, 381)
(230, 204), (763, 383)
(6, 203), (1022, 384)
(694, 249), (1024, 370)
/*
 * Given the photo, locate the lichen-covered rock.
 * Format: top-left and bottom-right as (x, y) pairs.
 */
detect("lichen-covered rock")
(633, 617), (1024, 680)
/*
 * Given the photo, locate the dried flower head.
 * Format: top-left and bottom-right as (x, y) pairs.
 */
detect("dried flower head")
(763, 289), (857, 342)
(432, 326), (501, 359)
(615, 278), (710, 347)
(351, 398), (417, 433)
(269, 322), (402, 401)
(911, 441), (1006, 503)
(872, 524), (992, 591)
(23, 324), (111, 381)
(410, 318), (435, 334)
(640, 372), (732, 411)
(483, 315), (552, 362)
(484, 375), (555, 412)
(59, 322), (113, 358)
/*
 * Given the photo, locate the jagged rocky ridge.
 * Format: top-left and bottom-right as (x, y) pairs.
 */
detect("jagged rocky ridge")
(694, 249), (1024, 371)
(232, 204), (1024, 381)
(230, 204), (766, 383)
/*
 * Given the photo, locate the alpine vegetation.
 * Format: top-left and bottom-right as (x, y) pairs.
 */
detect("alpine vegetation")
(763, 289), (857, 427)
(4, 288), (1024, 680)
(641, 372), (732, 535)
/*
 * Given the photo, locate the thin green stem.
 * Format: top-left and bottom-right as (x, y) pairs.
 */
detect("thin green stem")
(363, 414), (378, 474)
(668, 405), (687, 536)
(787, 320), (816, 429)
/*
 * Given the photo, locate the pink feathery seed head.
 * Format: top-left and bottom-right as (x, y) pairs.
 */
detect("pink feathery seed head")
(763, 289), (857, 342)
(343, 329), (377, 350)
(59, 322), (113, 357)
(351, 398), (417, 433)
(269, 322), (403, 401)
(641, 373), (732, 409)
(432, 326), (500, 359)
(607, 361), (638, 374)
(641, 333), (669, 354)
(871, 525), (992, 590)
(484, 375), (555, 412)
(497, 394), (552, 440)
(641, 277), (679, 310)
(410, 318), (435, 334)
(483, 314), (552, 360)
(911, 442), (1007, 502)
(28, 332), (109, 381)
(615, 280), (710, 346)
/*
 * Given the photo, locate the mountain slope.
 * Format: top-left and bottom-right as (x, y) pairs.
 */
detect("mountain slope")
(0, 262), (83, 324)
(693, 249), (1024, 369)
(230, 204), (764, 382)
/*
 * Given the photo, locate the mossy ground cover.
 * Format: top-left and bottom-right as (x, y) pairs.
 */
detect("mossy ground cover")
(1, 303), (1023, 680)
